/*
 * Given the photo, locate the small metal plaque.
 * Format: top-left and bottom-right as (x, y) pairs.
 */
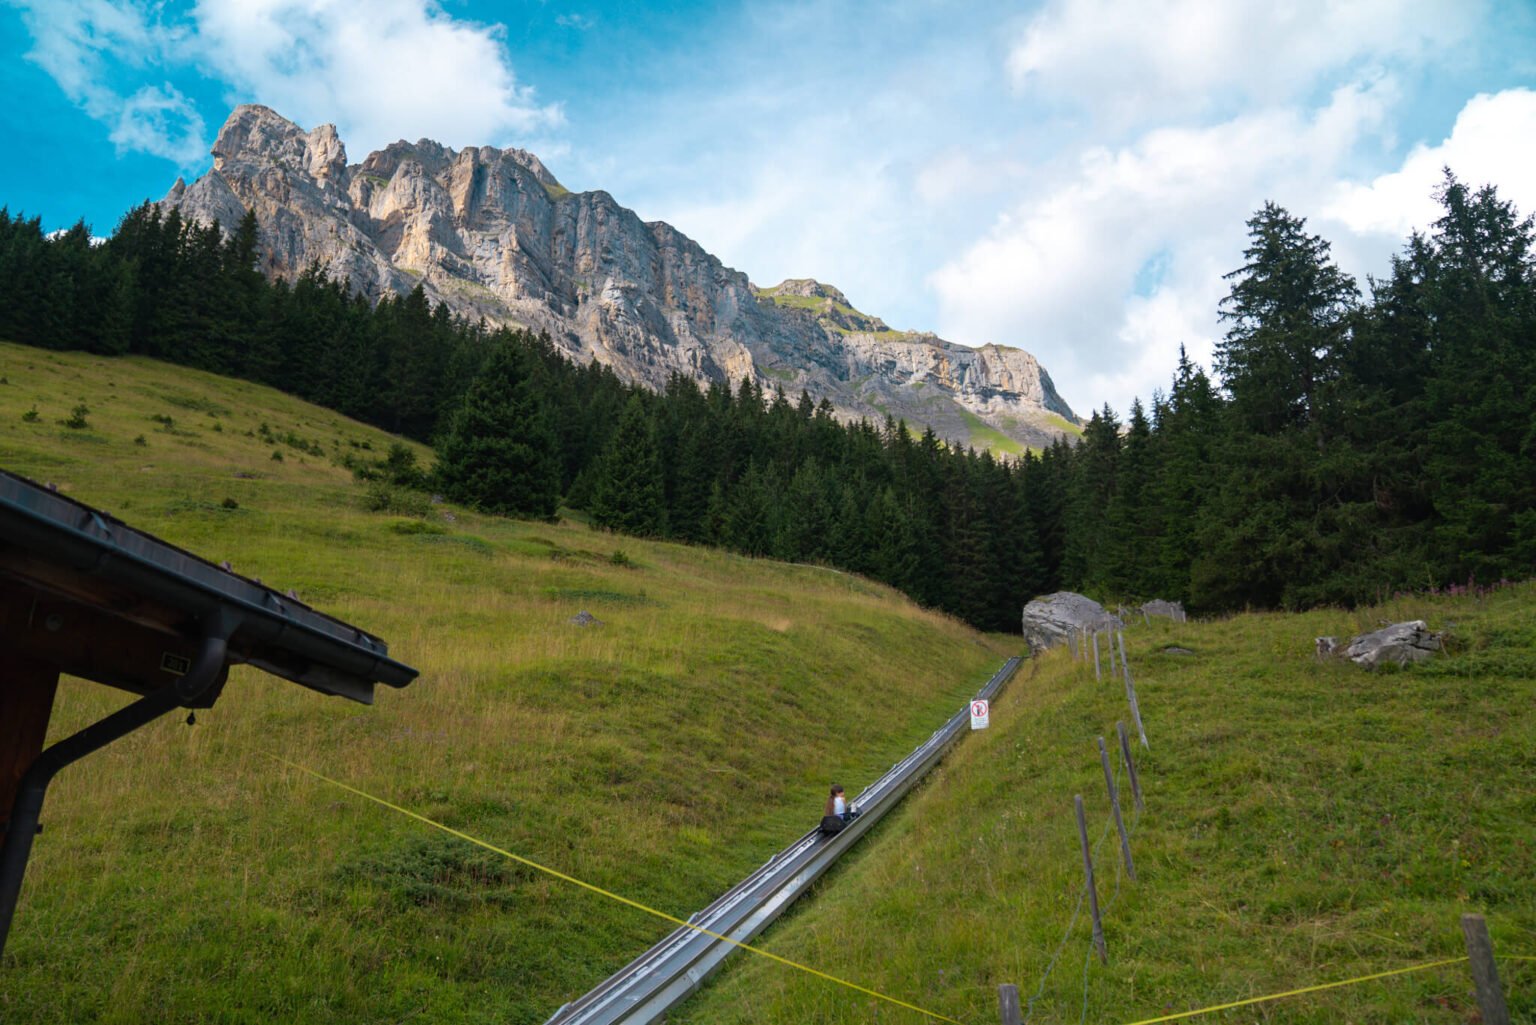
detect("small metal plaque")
(161, 652), (191, 676)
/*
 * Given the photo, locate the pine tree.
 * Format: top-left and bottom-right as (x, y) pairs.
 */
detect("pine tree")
(434, 339), (560, 517)
(590, 395), (666, 536)
(1216, 202), (1358, 438)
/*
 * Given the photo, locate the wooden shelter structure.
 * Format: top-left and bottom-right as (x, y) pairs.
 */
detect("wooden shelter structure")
(0, 469), (417, 958)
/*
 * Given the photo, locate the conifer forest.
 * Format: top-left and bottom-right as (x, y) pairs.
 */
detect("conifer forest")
(2, 171), (1532, 631)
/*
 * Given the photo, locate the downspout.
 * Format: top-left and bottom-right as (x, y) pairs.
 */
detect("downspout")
(0, 618), (236, 960)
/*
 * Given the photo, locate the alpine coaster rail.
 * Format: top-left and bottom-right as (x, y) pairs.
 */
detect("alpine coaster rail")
(544, 656), (1022, 1025)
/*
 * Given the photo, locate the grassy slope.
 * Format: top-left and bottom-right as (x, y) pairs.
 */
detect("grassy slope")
(679, 602), (1536, 1023)
(0, 342), (1014, 1024)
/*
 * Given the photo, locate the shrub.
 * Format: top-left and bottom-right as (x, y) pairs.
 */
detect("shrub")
(364, 482), (432, 517)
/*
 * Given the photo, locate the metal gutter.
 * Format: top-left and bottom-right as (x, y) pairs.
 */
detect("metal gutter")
(546, 656), (1021, 1025)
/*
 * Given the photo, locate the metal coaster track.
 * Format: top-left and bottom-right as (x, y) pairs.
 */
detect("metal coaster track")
(545, 656), (1022, 1025)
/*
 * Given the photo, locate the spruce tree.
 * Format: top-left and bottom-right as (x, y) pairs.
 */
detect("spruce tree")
(434, 338), (560, 518)
(590, 395), (665, 536)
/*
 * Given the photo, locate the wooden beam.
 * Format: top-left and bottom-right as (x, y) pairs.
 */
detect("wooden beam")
(0, 586), (200, 697)
(0, 653), (59, 834)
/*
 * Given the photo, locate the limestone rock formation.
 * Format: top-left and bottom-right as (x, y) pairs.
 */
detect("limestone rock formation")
(1020, 592), (1121, 653)
(160, 105), (1080, 451)
(1338, 621), (1443, 668)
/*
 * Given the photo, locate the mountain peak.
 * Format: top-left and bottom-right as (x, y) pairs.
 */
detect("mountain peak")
(759, 278), (850, 305)
(160, 107), (1079, 452)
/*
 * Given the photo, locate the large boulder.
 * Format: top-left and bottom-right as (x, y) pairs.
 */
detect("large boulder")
(1140, 599), (1186, 623)
(1021, 592), (1121, 653)
(1339, 620), (1443, 668)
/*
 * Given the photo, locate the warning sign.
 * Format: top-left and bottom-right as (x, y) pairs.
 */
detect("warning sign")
(970, 699), (990, 730)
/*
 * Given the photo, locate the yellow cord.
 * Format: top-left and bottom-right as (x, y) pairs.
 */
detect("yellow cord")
(1120, 957), (1470, 1024)
(268, 754), (963, 1025)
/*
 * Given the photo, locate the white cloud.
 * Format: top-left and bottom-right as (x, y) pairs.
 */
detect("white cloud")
(189, 0), (562, 155)
(655, 145), (913, 310)
(14, 0), (561, 165)
(930, 77), (1395, 417)
(14, 0), (205, 165)
(110, 83), (207, 164)
(1008, 0), (1475, 123)
(1322, 88), (1536, 239)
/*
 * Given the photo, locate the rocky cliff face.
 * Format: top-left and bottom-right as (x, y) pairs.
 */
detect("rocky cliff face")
(162, 105), (1079, 451)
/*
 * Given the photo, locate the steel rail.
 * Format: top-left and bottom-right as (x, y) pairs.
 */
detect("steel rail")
(545, 656), (1022, 1025)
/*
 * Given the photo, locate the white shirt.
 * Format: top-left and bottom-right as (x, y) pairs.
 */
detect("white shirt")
(833, 795), (847, 817)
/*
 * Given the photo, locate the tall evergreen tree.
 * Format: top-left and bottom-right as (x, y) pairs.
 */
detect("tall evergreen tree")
(1216, 202), (1358, 438)
(434, 338), (560, 517)
(590, 395), (666, 536)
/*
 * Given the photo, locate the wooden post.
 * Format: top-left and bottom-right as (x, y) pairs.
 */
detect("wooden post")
(1461, 913), (1510, 1025)
(0, 653), (60, 836)
(1119, 632), (1148, 748)
(1098, 737), (1136, 881)
(1075, 795), (1107, 964)
(1117, 721), (1144, 811)
(1069, 629), (1079, 660)
(998, 983), (1022, 1025)
(1124, 660), (1148, 749)
(1108, 628), (1117, 673)
(1092, 630), (1102, 682)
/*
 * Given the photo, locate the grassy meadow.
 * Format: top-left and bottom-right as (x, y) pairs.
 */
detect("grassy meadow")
(1, 341), (1532, 1025)
(677, 596), (1536, 1024)
(0, 342), (1013, 1023)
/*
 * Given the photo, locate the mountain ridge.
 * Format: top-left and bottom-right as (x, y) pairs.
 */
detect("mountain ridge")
(161, 105), (1079, 451)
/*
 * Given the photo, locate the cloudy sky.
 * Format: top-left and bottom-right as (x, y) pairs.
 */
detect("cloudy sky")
(4, 1), (1534, 417)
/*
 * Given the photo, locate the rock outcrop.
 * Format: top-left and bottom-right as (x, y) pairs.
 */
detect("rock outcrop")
(1336, 621), (1443, 668)
(1020, 592), (1121, 653)
(160, 105), (1080, 451)
(1140, 599), (1187, 623)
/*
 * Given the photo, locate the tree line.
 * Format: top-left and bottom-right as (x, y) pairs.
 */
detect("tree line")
(1, 170), (1531, 627)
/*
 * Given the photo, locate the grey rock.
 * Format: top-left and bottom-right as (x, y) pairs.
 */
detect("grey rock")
(570, 610), (603, 627)
(1140, 599), (1186, 623)
(1020, 592), (1121, 653)
(1162, 646), (1194, 656)
(1339, 620), (1442, 668)
(161, 105), (1080, 453)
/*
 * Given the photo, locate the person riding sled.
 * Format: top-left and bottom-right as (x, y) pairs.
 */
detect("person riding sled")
(819, 784), (858, 835)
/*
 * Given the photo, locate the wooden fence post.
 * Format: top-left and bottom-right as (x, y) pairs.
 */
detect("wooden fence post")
(1118, 632), (1148, 748)
(1461, 913), (1510, 1025)
(1075, 795), (1107, 964)
(998, 983), (1022, 1025)
(1098, 737), (1136, 881)
(1117, 721), (1144, 811)
(1092, 630), (1102, 682)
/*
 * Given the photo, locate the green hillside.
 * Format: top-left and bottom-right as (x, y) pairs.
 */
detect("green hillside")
(2, 342), (1531, 1025)
(678, 600), (1536, 1024)
(0, 342), (1014, 1023)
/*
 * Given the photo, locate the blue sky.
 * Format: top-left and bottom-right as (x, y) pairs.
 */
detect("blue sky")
(4, 0), (1535, 416)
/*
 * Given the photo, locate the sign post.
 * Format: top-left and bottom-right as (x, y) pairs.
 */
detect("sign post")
(970, 699), (990, 730)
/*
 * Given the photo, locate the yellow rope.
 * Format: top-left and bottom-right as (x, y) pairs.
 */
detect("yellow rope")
(1120, 957), (1470, 1024)
(268, 754), (963, 1025)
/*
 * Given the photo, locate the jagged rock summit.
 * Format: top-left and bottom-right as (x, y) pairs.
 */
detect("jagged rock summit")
(162, 105), (1080, 450)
